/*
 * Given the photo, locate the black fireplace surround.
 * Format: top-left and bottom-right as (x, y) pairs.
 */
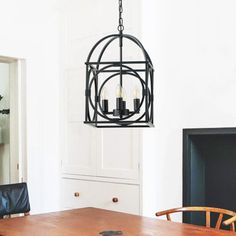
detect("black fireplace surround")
(183, 128), (236, 228)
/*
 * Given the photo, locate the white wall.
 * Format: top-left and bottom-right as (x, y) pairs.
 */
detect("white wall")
(0, 0), (142, 214)
(142, 0), (236, 217)
(0, 0), (60, 214)
(4, 0), (235, 218)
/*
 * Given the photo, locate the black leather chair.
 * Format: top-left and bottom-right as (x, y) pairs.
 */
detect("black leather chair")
(0, 182), (30, 218)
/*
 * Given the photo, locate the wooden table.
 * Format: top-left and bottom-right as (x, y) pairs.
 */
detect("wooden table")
(0, 208), (235, 236)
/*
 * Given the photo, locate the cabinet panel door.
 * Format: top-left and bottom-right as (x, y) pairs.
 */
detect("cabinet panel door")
(62, 69), (97, 176)
(62, 123), (97, 176)
(97, 129), (140, 180)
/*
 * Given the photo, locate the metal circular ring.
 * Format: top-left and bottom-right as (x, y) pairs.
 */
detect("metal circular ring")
(87, 64), (151, 124)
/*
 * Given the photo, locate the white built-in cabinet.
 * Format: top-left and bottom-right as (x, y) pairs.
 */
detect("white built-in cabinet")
(60, 0), (142, 215)
(62, 126), (140, 180)
(61, 178), (140, 215)
(61, 125), (142, 215)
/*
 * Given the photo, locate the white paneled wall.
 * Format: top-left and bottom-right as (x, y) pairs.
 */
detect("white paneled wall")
(142, 0), (236, 218)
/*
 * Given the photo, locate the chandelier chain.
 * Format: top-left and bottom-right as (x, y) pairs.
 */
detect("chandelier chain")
(118, 0), (124, 32)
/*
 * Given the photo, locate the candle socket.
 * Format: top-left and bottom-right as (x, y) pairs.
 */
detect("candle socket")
(116, 97), (123, 110)
(122, 100), (126, 110)
(113, 98), (129, 116)
(122, 101), (129, 116)
(102, 99), (109, 113)
(134, 98), (140, 113)
(113, 97), (123, 116)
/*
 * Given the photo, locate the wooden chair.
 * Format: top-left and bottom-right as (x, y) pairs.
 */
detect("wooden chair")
(155, 206), (236, 231)
(223, 215), (236, 229)
(0, 183), (30, 218)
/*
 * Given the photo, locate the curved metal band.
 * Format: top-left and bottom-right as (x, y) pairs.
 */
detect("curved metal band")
(86, 34), (153, 66)
(96, 36), (118, 70)
(97, 71), (146, 121)
(86, 34), (118, 63)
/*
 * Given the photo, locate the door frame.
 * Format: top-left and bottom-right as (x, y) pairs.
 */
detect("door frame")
(0, 56), (27, 183)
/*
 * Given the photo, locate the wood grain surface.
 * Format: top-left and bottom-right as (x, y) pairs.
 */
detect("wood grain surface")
(0, 208), (235, 236)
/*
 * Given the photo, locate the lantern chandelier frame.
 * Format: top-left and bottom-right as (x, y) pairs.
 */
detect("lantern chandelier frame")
(84, 0), (154, 128)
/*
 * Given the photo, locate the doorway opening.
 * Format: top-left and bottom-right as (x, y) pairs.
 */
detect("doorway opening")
(0, 56), (27, 185)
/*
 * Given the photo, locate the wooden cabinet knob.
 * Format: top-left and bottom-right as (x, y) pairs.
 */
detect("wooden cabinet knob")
(112, 197), (119, 203)
(74, 192), (80, 197)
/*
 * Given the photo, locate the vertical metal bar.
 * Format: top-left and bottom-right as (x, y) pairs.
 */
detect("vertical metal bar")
(145, 62), (149, 122)
(118, 0), (123, 87)
(85, 65), (89, 122)
(150, 68), (154, 124)
(94, 71), (98, 126)
(119, 32), (123, 119)
(119, 32), (123, 87)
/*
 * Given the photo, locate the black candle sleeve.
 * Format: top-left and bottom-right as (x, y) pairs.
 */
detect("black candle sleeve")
(102, 99), (109, 113)
(116, 97), (123, 110)
(133, 98), (140, 113)
(122, 100), (126, 110)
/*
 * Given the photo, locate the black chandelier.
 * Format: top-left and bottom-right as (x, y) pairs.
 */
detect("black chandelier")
(84, 0), (154, 128)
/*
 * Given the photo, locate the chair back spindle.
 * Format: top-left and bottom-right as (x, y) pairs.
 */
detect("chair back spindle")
(156, 207), (236, 232)
(223, 215), (236, 231)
